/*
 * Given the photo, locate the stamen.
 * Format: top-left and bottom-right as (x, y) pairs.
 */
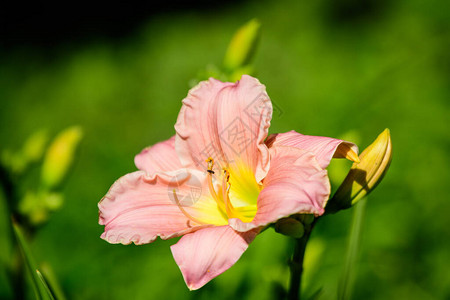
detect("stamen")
(205, 159), (251, 221)
(206, 157), (226, 212)
(206, 157), (215, 173)
(222, 169), (237, 218)
(173, 190), (207, 225)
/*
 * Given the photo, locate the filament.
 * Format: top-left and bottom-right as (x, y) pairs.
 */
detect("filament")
(206, 157), (226, 212)
(205, 158), (249, 221)
(172, 190), (207, 225)
(222, 169), (237, 218)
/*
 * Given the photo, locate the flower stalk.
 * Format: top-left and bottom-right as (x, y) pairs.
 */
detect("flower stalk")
(288, 219), (315, 300)
(286, 129), (392, 299)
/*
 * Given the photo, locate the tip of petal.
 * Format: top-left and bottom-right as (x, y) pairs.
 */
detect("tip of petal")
(335, 142), (360, 163)
(347, 150), (360, 164)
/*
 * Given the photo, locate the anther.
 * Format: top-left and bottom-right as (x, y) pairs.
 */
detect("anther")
(206, 157), (215, 172)
(223, 169), (230, 181)
(206, 157), (225, 211)
(222, 169), (236, 218)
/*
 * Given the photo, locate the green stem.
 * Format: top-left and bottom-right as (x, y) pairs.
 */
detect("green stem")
(0, 164), (16, 216)
(287, 222), (314, 300)
(0, 164), (25, 299)
(11, 245), (25, 300)
(338, 199), (366, 300)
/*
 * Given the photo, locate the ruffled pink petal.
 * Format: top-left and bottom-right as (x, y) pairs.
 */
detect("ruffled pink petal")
(266, 131), (358, 169)
(229, 146), (330, 232)
(175, 75), (272, 182)
(171, 226), (258, 290)
(134, 136), (182, 173)
(99, 170), (210, 245)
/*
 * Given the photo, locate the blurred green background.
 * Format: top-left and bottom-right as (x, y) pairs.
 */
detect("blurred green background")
(0, 0), (449, 299)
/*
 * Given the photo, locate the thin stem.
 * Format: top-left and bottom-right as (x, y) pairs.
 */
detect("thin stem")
(10, 245), (25, 300)
(0, 164), (25, 299)
(287, 222), (314, 300)
(338, 199), (367, 300)
(0, 164), (16, 215)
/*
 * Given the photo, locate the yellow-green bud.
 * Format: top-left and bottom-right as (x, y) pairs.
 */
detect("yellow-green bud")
(41, 126), (83, 189)
(293, 214), (315, 225)
(18, 192), (48, 225)
(22, 129), (49, 163)
(326, 129), (392, 213)
(223, 19), (261, 72)
(1, 130), (48, 174)
(229, 65), (254, 82)
(18, 191), (64, 225)
(43, 192), (64, 211)
(274, 217), (305, 238)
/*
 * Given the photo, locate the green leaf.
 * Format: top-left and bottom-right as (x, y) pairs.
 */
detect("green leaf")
(307, 287), (323, 300)
(36, 270), (56, 300)
(12, 221), (55, 300)
(41, 262), (67, 300)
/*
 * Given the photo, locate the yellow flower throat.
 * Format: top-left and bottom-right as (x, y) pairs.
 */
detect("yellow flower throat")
(173, 157), (259, 226)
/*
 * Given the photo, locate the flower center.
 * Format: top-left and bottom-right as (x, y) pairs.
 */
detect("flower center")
(172, 157), (259, 227)
(206, 157), (256, 222)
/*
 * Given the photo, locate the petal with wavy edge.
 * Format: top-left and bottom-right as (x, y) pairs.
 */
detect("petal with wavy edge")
(171, 226), (258, 290)
(98, 169), (227, 245)
(134, 136), (182, 173)
(175, 75), (272, 183)
(266, 131), (359, 169)
(229, 146), (330, 232)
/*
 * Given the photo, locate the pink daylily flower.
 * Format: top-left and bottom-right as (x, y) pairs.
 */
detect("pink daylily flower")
(98, 75), (359, 290)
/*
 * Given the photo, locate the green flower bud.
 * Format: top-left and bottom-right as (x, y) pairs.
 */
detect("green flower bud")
(275, 217), (305, 238)
(22, 129), (49, 163)
(41, 126), (83, 189)
(293, 214), (315, 225)
(229, 65), (254, 82)
(1, 130), (48, 174)
(18, 192), (48, 225)
(18, 191), (64, 225)
(326, 129), (392, 213)
(43, 192), (64, 211)
(223, 19), (261, 72)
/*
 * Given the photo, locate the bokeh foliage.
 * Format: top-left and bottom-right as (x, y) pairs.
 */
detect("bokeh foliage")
(0, 0), (449, 299)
